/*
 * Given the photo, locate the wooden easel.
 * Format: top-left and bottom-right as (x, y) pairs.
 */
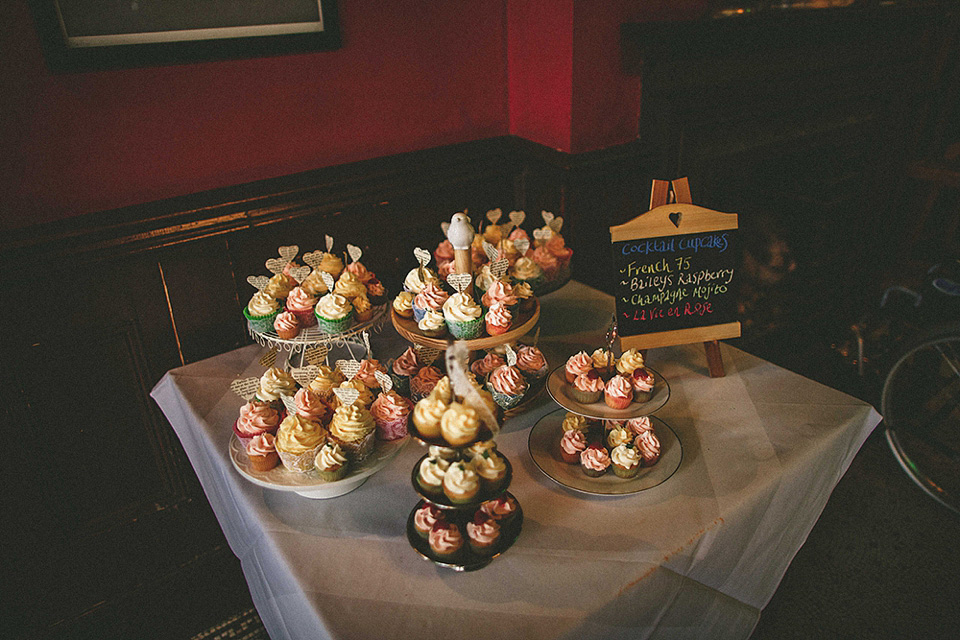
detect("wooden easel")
(649, 177), (726, 377)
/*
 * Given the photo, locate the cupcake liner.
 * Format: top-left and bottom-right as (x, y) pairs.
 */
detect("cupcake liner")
(316, 465), (349, 482)
(604, 393), (633, 410)
(612, 463), (640, 479)
(581, 464), (607, 478)
(243, 306), (280, 333)
(417, 477), (445, 499)
(634, 389), (653, 403)
(568, 387), (602, 404)
(520, 364), (549, 384)
(277, 444), (324, 473)
(248, 452), (280, 472)
(388, 367), (411, 397)
(444, 487), (480, 505)
(375, 415), (410, 441)
(489, 387), (524, 410)
(469, 539), (500, 557)
(314, 309), (354, 334)
(287, 306), (318, 328)
(446, 316), (483, 339)
(330, 430), (376, 463)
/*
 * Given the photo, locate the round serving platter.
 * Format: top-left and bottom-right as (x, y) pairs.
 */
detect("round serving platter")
(249, 304), (388, 351)
(229, 434), (408, 499)
(410, 453), (513, 508)
(545, 365), (670, 419)
(527, 408), (682, 496)
(406, 495), (524, 572)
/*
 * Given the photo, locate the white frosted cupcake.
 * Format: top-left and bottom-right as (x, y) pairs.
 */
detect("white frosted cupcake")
(313, 292), (354, 333)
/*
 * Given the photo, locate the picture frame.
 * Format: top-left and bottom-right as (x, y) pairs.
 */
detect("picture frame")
(30, 0), (341, 73)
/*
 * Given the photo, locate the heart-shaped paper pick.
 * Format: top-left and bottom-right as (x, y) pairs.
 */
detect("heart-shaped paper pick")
(505, 344), (518, 367)
(304, 344), (329, 365)
(325, 235), (335, 252)
(513, 237), (530, 255)
(280, 394), (298, 414)
(290, 365), (320, 388)
(278, 245), (299, 262)
(336, 359), (361, 380)
(415, 345), (442, 365)
(482, 241), (499, 262)
(230, 377), (260, 400)
(374, 370), (393, 393)
(258, 348), (279, 368)
(347, 244), (363, 263)
(669, 212), (683, 228)
(302, 250), (325, 268)
(489, 258), (509, 279)
(319, 271), (336, 293)
(289, 266), (311, 283)
(486, 208), (502, 224)
(549, 216), (563, 233)
(265, 257), (288, 276)
(447, 273), (473, 294)
(247, 275), (269, 291)
(332, 386), (360, 408)
(413, 247), (431, 267)
(509, 210), (526, 227)
(541, 210), (555, 226)
(533, 228), (551, 244)
(441, 221), (450, 235)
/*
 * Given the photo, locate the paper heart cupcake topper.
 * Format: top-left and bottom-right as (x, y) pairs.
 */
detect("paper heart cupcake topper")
(258, 347), (279, 368)
(229, 377), (260, 400)
(290, 365), (320, 388)
(278, 245), (299, 262)
(265, 258), (287, 276)
(482, 241), (499, 263)
(415, 345), (442, 365)
(288, 265), (311, 283)
(509, 210), (526, 227)
(325, 235), (335, 252)
(489, 258), (509, 279)
(319, 271), (336, 293)
(374, 370), (393, 393)
(247, 275), (269, 291)
(446, 273), (473, 294)
(280, 394), (298, 415)
(486, 208), (502, 224)
(347, 244), (363, 263)
(336, 359), (361, 380)
(532, 228), (551, 244)
(513, 237), (530, 255)
(549, 216), (564, 233)
(541, 211), (554, 226)
(304, 344), (329, 365)
(413, 247), (431, 267)
(332, 386), (360, 407)
(504, 344), (517, 367)
(302, 250), (325, 268)
(441, 221), (450, 235)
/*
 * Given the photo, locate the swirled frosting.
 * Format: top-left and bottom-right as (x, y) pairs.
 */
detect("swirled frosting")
(474, 264), (496, 292)
(611, 443), (641, 470)
(293, 388), (329, 423)
(366, 278), (386, 298)
(352, 294), (372, 316)
(236, 401), (281, 437)
(471, 352), (505, 377)
(481, 280), (517, 308)
(392, 291), (414, 315)
(434, 240), (455, 263)
(428, 521), (462, 553)
(345, 261), (374, 283)
(413, 396), (448, 435)
(532, 246), (559, 273)
(513, 282), (534, 301)
(315, 293), (352, 320)
(512, 256), (543, 280)
(414, 503), (445, 532)
(247, 291), (280, 316)
(509, 228), (530, 244)
(516, 346), (547, 374)
(580, 445), (611, 472)
(257, 367), (297, 401)
(263, 273), (293, 299)
(632, 367), (655, 393)
(273, 311), (299, 335)
(605, 375), (634, 401)
(546, 234), (573, 262)
(428, 376), (452, 404)
(285, 286), (317, 313)
(607, 426), (632, 449)
(308, 365), (345, 397)
(333, 271), (367, 299)
(561, 412), (588, 432)
(489, 365), (527, 396)
(428, 445), (459, 460)
(440, 402), (480, 444)
(466, 512), (500, 545)
(616, 348), (645, 375)
(465, 440), (497, 459)
(565, 352), (594, 379)
(330, 404), (375, 442)
(437, 261), (455, 278)
(635, 430), (661, 464)
(404, 267), (439, 294)
(371, 390), (412, 423)
(627, 416), (653, 434)
(418, 455), (449, 486)
(442, 292), (482, 322)
(314, 442), (348, 471)
(592, 348), (614, 370)
(355, 359), (387, 389)
(442, 461), (480, 496)
(275, 414), (325, 454)
(573, 371), (605, 393)
(561, 429), (588, 455)
(246, 432), (277, 457)
(392, 347), (421, 376)
(300, 268), (330, 296)
(473, 450), (507, 482)
(335, 379), (374, 408)
(317, 253), (344, 278)
(414, 283), (449, 312)
(481, 495), (517, 520)
(485, 303), (512, 331)
(418, 309), (446, 333)
(411, 366), (444, 397)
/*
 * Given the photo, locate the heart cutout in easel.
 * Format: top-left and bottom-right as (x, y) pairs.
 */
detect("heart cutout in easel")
(278, 245), (299, 263)
(230, 377), (260, 400)
(247, 275), (269, 291)
(336, 359), (361, 380)
(332, 386), (360, 408)
(486, 208), (502, 224)
(347, 244), (363, 263)
(374, 370), (393, 393)
(513, 237), (530, 255)
(669, 212), (683, 228)
(302, 251), (325, 268)
(446, 273), (473, 294)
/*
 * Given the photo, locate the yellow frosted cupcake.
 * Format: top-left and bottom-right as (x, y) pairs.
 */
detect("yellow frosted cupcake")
(308, 365), (346, 400)
(392, 291), (415, 318)
(328, 403), (376, 462)
(413, 395), (448, 440)
(440, 402), (481, 446)
(275, 414), (327, 472)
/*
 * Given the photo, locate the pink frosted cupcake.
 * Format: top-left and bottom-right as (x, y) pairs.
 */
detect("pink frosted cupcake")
(516, 345), (548, 382)
(480, 494), (519, 527)
(470, 352), (505, 380)
(410, 365), (444, 400)
(246, 433), (280, 472)
(413, 503), (446, 540)
(293, 387), (330, 424)
(370, 390), (412, 440)
(564, 351), (594, 384)
(570, 370), (604, 404)
(532, 245), (560, 279)
(635, 429), (661, 466)
(413, 282), (449, 323)
(604, 374), (635, 410)
(233, 400), (282, 446)
(481, 280), (518, 313)
(285, 286), (319, 327)
(485, 302), (512, 336)
(580, 444), (611, 477)
(273, 311), (300, 339)
(389, 346), (421, 396)
(466, 512), (501, 556)
(487, 364), (528, 410)
(546, 234), (573, 267)
(434, 239), (455, 264)
(346, 261), (375, 284)
(355, 358), (388, 390)
(631, 367), (656, 402)
(627, 416), (653, 435)
(429, 521), (464, 562)
(559, 428), (588, 464)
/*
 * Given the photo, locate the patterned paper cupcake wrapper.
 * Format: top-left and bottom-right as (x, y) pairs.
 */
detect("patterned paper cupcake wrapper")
(314, 309), (354, 334)
(316, 465), (349, 482)
(489, 387), (524, 410)
(243, 307), (280, 333)
(388, 367), (411, 396)
(521, 364), (549, 383)
(288, 306), (318, 328)
(330, 430), (376, 463)
(375, 415), (410, 441)
(568, 387), (602, 404)
(446, 316), (483, 340)
(412, 305), (428, 323)
(277, 444), (324, 473)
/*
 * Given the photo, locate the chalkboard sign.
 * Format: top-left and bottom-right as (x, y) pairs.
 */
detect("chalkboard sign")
(609, 202), (740, 351)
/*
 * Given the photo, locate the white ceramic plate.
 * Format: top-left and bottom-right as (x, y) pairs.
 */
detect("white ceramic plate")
(545, 365), (670, 419)
(527, 408), (682, 496)
(229, 434), (408, 499)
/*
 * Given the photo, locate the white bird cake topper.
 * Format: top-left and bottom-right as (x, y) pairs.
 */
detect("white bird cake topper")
(446, 212), (475, 250)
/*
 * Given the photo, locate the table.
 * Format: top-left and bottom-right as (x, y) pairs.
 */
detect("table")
(151, 281), (880, 640)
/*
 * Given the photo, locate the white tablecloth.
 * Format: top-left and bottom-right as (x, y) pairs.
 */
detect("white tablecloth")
(151, 281), (880, 640)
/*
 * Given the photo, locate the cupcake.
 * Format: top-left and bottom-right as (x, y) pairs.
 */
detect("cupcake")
(417, 455), (449, 498)
(464, 439), (497, 460)
(481, 280), (519, 315)
(246, 433), (280, 472)
(428, 445), (460, 461)
(404, 266), (439, 294)
(365, 278), (388, 306)
(410, 365), (444, 401)
(328, 403), (376, 462)
(440, 402), (481, 447)
(434, 239), (455, 264)
(559, 428), (588, 464)
(604, 375), (634, 410)
(333, 379), (375, 409)
(484, 302), (512, 336)
(300, 268), (330, 296)
(560, 412), (589, 433)
(427, 376), (453, 405)
(413, 283), (449, 323)
(308, 365), (346, 400)
(233, 400), (281, 446)
(635, 430), (661, 466)
(480, 494), (518, 527)
(333, 270), (368, 301)
(243, 291), (281, 333)
(293, 387), (330, 424)
(355, 358), (387, 390)
(511, 256), (545, 291)
(591, 348), (615, 378)
(255, 367), (298, 408)
(473, 450), (508, 494)
(345, 260), (375, 284)
(631, 367), (656, 402)
(626, 416), (653, 435)
(351, 294), (374, 323)
(606, 425), (632, 450)
(470, 352), (505, 380)
(546, 234), (574, 269)
(473, 264), (496, 298)
(262, 273), (294, 299)
(513, 281), (535, 312)
(611, 442), (642, 479)
(442, 292), (484, 339)
(443, 460), (481, 504)
(531, 245), (560, 280)
(417, 309), (447, 338)
(285, 286), (319, 327)
(428, 521), (464, 562)
(515, 345), (548, 382)
(392, 291), (415, 318)
(389, 346), (421, 395)
(314, 441), (349, 481)
(569, 370), (604, 404)
(616, 348), (646, 377)
(275, 413), (327, 472)
(273, 311), (300, 339)
(580, 444), (611, 477)
(317, 252), (344, 279)
(487, 364), (528, 410)
(466, 512), (501, 557)
(413, 503), (445, 540)
(370, 390), (412, 440)
(412, 395), (448, 440)
(564, 351), (594, 384)
(314, 292), (354, 334)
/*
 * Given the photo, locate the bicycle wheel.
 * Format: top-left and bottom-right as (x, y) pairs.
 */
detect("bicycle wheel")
(882, 324), (960, 515)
